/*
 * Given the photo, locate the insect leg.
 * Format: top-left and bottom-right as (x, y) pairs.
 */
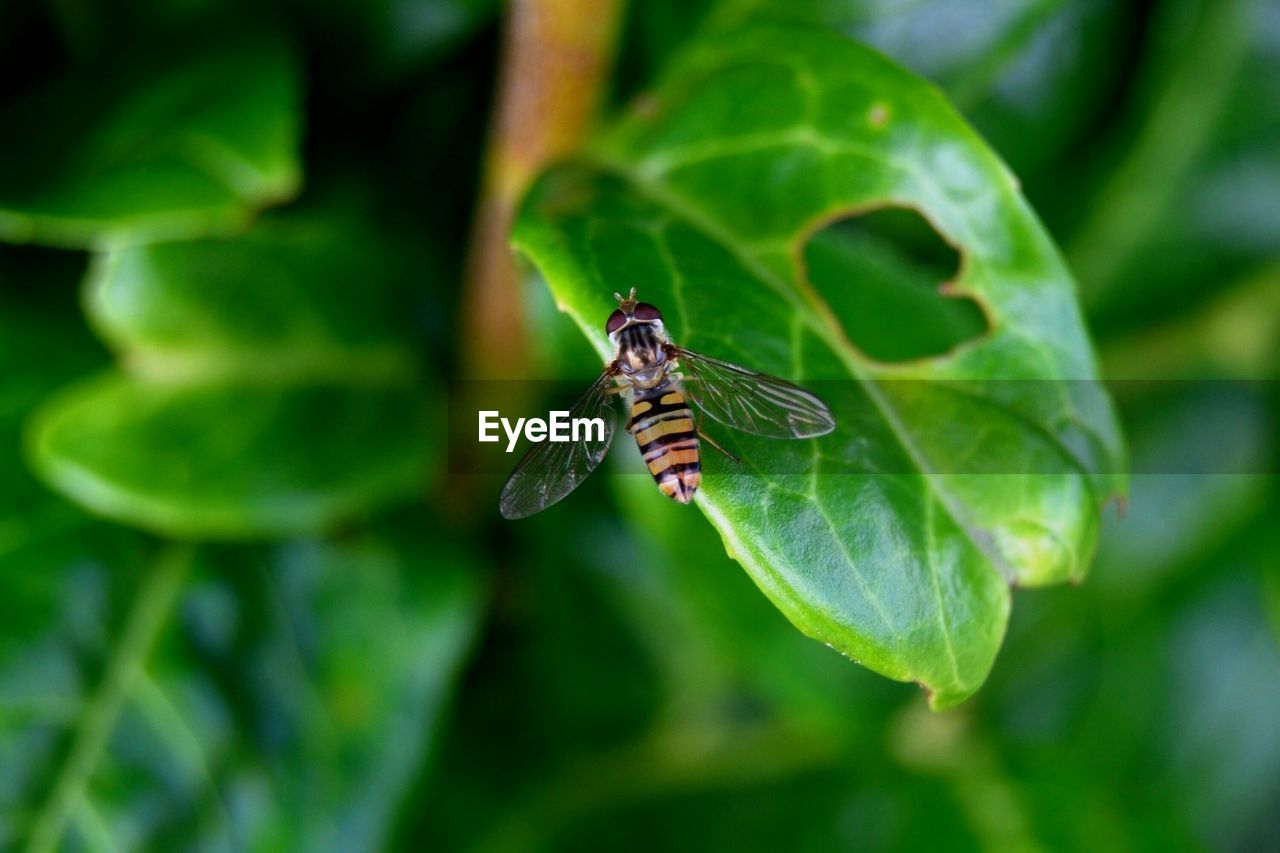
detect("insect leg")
(696, 411), (740, 464)
(601, 363), (627, 396)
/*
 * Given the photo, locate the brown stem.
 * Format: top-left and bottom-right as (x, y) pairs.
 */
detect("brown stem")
(461, 0), (626, 378)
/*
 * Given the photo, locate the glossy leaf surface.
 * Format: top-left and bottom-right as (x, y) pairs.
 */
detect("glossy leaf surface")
(514, 26), (1125, 706)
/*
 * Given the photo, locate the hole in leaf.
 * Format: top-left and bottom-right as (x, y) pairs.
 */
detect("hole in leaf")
(804, 207), (989, 361)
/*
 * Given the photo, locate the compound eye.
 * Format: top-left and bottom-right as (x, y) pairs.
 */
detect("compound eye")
(633, 302), (663, 321)
(605, 309), (627, 334)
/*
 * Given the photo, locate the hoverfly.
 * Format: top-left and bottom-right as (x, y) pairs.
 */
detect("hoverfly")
(499, 288), (835, 519)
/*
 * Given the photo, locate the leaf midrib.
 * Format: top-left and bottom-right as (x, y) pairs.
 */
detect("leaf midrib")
(587, 154), (1017, 586)
(24, 546), (191, 853)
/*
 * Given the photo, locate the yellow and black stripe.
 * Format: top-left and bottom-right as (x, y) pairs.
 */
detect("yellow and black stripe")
(629, 380), (701, 503)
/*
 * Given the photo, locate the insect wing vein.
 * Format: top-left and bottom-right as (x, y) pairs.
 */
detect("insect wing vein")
(676, 348), (835, 438)
(498, 369), (618, 519)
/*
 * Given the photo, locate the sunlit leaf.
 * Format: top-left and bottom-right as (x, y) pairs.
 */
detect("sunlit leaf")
(514, 25), (1125, 706)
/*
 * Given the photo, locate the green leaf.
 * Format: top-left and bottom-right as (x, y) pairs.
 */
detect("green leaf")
(30, 375), (428, 539)
(1, 524), (483, 851)
(0, 34), (301, 249)
(706, 0), (1120, 143)
(608, 462), (900, 726)
(513, 25), (1124, 707)
(82, 215), (419, 384)
(26, 214), (436, 539)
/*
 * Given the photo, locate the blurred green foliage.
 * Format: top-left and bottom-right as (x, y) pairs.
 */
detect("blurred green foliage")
(1, 1), (1278, 852)
(32, 210), (436, 538)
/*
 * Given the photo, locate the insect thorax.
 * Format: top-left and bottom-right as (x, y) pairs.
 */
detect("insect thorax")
(615, 322), (670, 388)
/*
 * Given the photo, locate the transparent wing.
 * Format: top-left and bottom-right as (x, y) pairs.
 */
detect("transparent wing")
(499, 368), (619, 519)
(676, 348), (835, 439)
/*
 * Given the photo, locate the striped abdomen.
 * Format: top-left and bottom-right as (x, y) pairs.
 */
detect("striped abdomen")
(628, 380), (700, 503)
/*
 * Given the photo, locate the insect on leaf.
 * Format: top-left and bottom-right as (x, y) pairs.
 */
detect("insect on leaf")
(513, 25), (1125, 707)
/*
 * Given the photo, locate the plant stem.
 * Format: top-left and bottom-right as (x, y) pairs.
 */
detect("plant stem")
(461, 0), (627, 378)
(24, 544), (192, 853)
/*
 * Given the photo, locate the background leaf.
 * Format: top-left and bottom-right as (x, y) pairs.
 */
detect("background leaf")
(0, 522), (482, 851)
(30, 376), (429, 539)
(0, 32), (301, 249)
(26, 212), (437, 539)
(514, 25), (1123, 706)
